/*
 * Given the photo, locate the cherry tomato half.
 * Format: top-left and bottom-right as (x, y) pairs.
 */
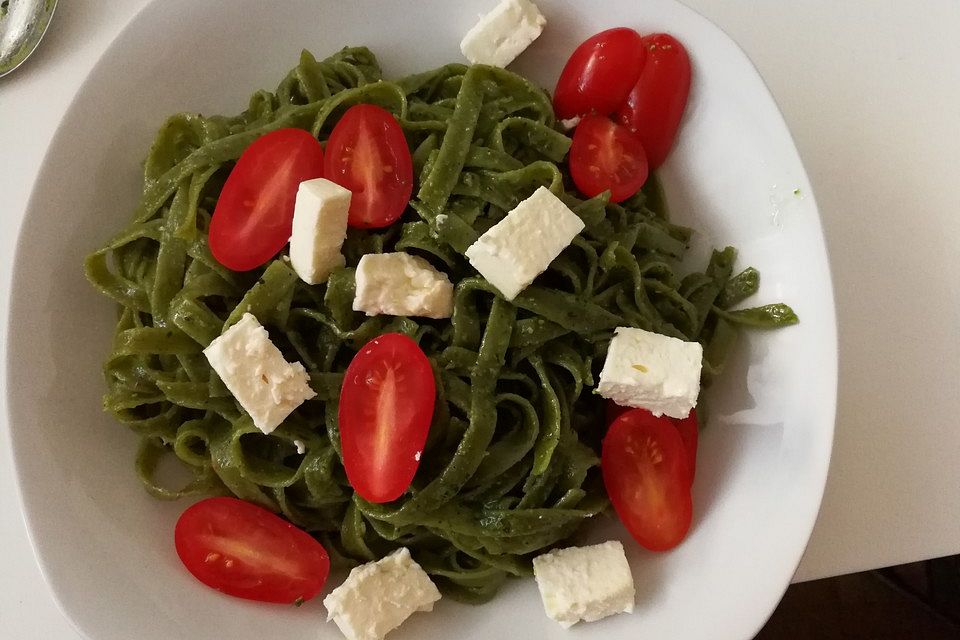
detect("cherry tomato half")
(606, 403), (699, 486)
(553, 27), (647, 120)
(569, 114), (649, 202)
(209, 128), (324, 271)
(602, 408), (693, 551)
(324, 104), (414, 228)
(616, 33), (691, 169)
(339, 333), (436, 503)
(174, 497), (330, 603)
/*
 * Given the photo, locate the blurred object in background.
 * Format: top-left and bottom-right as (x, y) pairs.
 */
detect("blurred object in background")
(756, 555), (960, 639)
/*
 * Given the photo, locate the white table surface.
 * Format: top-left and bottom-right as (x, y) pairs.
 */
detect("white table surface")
(3, 0), (959, 637)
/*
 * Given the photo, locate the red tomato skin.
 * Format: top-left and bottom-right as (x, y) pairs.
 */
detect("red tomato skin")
(338, 333), (436, 503)
(209, 128), (324, 271)
(602, 408), (693, 552)
(673, 409), (699, 485)
(553, 28), (647, 120)
(324, 104), (414, 229)
(174, 497), (330, 603)
(569, 115), (649, 202)
(616, 33), (691, 169)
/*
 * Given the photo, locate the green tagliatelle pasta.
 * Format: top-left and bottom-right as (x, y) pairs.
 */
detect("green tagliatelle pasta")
(85, 47), (797, 603)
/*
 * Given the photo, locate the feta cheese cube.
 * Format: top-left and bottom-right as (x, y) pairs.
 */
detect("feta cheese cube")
(465, 186), (584, 300)
(324, 548), (441, 640)
(597, 327), (703, 419)
(289, 178), (351, 285)
(353, 252), (454, 319)
(532, 541), (635, 628)
(460, 0), (546, 67)
(202, 313), (316, 434)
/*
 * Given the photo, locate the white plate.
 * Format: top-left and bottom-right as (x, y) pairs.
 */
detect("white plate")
(4, 0), (836, 639)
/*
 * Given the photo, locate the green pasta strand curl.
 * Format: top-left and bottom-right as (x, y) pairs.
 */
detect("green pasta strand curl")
(85, 47), (797, 603)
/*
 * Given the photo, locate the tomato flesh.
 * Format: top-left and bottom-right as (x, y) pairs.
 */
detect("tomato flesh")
(324, 104), (414, 228)
(606, 400), (630, 425)
(606, 403), (699, 486)
(339, 333), (436, 503)
(209, 128), (324, 271)
(602, 408), (693, 551)
(553, 28), (647, 120)
(174, 497), (330, 603)
(616, 33), (691, 169)
(569, 114), (649, 202)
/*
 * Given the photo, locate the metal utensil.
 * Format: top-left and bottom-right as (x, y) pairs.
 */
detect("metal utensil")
(0, 0), (58, 78)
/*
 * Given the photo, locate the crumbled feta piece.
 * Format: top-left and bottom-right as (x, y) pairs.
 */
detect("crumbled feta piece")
(460, 0), (546, 67)
(203, 313), (316, 434)
(532, 541), (635, 628)
(560, 116), (581, 130)
(324, 548), (441, 640)
(597, 327), (703, 419)
(465, 186), (584, 300)
(289, 178), (351, 285)
(428, 214), (448, 240)
(353, 252), (454, 319)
